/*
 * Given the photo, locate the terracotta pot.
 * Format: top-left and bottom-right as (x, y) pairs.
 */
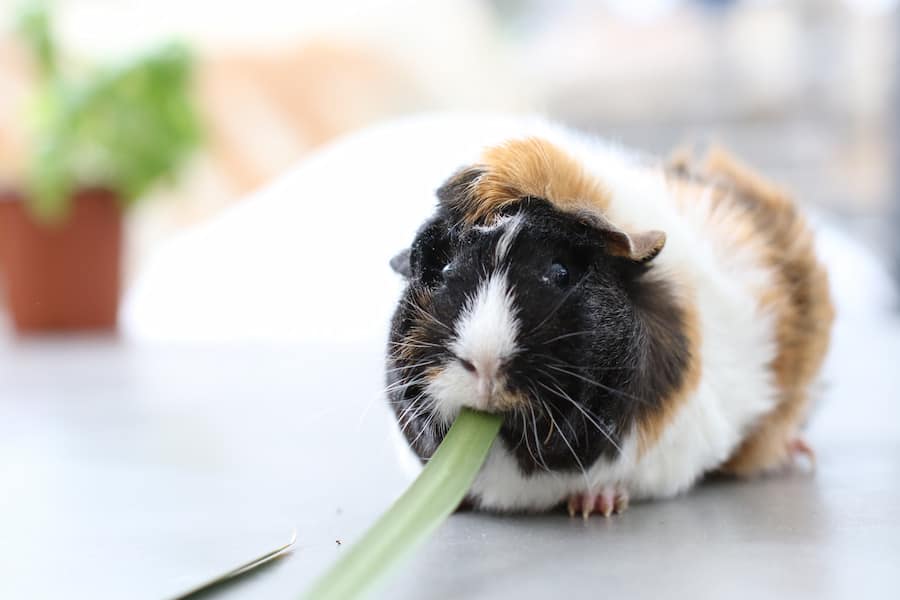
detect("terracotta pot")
(0, 188), (123, 332)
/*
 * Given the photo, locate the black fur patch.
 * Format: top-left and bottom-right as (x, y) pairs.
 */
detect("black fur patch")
(387, 195), (692, 478)
(435, 167), (484, 215)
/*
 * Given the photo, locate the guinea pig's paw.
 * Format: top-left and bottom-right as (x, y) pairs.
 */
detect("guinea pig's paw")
(786, 437), (816, 471)
(566, 485), (629, 520)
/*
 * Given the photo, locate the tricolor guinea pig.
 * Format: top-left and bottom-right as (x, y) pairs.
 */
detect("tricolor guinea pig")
(386, 126), (833, 518)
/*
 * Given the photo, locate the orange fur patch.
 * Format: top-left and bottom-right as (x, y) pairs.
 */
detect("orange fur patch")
(457, 137), (611, 224)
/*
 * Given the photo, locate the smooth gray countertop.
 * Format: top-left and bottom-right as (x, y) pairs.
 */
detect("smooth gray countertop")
(1, 323), (898, 600)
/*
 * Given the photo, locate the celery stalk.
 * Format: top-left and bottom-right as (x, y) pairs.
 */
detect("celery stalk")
(303, 408), (502, 599)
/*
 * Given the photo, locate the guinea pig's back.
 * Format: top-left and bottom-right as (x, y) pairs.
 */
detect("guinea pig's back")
(665, 147), (835, 476)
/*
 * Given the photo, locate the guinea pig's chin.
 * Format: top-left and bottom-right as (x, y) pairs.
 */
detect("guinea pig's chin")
(425, 362), (514, 421)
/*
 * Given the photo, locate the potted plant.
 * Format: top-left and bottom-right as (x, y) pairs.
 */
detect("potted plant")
(0, 4), (200, 332)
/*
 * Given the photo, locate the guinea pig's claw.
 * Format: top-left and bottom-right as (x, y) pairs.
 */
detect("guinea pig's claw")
(598, 487), (629, 517)
(564, 493), (597, 520)
(597, 491), (615, 518)
(582, 493), (597, 521)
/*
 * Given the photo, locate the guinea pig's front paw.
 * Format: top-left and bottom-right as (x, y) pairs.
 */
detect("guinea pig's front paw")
(566, 485), (629, 520)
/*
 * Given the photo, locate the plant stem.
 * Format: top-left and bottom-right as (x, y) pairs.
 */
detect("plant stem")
(302, 408), (502, 600)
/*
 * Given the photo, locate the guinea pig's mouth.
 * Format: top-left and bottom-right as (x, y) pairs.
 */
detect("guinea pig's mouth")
(426, 356), (523, 420)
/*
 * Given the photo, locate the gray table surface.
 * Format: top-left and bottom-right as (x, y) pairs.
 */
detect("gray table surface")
(1, 310), (899, 600)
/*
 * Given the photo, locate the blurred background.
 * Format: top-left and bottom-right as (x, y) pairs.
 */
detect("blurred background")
(0, 0), (897, 333)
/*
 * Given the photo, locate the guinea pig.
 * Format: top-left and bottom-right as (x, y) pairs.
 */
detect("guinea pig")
(386, 126), (834, 518)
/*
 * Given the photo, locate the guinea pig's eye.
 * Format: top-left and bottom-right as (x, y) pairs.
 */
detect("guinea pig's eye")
(544, 261), (570, 287)
(441, 261), (455, 279)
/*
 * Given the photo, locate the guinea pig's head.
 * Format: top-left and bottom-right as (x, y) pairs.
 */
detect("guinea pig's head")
(387, 168), (689, 474)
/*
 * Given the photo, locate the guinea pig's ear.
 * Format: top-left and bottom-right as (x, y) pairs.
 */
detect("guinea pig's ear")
(578, 211), (666, 263)
(390, 248), (412, 278)
(603, 226), (667, 263)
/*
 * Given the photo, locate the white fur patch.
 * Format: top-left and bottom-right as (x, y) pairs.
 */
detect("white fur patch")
(452, 273), (519, 373)
(428, 273), (520, 419)
(494, 214), (523, 264)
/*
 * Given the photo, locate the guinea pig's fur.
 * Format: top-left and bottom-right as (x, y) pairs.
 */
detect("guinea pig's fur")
(387, 125), (833, 515)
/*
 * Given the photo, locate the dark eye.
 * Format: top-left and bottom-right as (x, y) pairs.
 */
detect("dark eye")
(544, 262), (570, 287)
(441, 262), (455, 280)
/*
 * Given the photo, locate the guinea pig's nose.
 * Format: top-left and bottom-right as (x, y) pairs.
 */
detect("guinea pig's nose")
(458, 355), (502, 397)
(454, 354), (509, 410)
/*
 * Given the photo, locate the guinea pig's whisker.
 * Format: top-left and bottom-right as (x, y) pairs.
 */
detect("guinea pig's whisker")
(536, 380), (623, 455)
(398, 395), (434, 433)
(525, 284), (581, 337)
(519, 408), (547, 473)
(528, 403), (551, 472)
(515, 408), (532, 457)
(514, 408), (537, 463)
(400, 410), (431, 437)
(388, 340), (441, 350)
(384, 380), (418, 396)
(395, 396), (421, 423)
(389, 340), (444, 353)
(383, 374), (431, 395)
(530, 352), (629, 373)
(528, 403), (551, 473)
(538, 330), (597, 345)
(507, 410), (524, 454)
(409, 409), (440, 449)
(532, 366), (569, 395)
(518, 410), (537, 468)
(405, 297), (454, 334)
(386, 371), (432, 387)
(542, 392), (584, 441)
(400, 403), (433, 435)
(543, 363), (647, 406)
(544, 380), (612, 434)
(389, 335), (443, 347)
(383, 359), (437, 374)
(538, 398), (590, 490)
(396, 393), (431, 428)
(537, 399), (558, 445)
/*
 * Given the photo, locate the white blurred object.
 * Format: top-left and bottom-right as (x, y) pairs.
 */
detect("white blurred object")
(123, 114), (531, 343)
(122, 113), (897, 344)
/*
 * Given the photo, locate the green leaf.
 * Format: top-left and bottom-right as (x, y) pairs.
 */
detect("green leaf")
(17, 4), (201, 223)
(303, 408), (503, 600)
(16, 1), (58, 81)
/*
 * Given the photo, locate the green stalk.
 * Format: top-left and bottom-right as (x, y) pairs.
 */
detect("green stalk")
(303, 408), (502, 600)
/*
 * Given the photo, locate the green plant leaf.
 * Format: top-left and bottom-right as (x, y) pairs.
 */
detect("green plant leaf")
(303, 408), (502, 600)
(18, 4), (201, 223)
(16, 1), (58, 81)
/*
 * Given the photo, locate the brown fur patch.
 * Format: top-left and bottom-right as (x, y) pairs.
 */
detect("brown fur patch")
(490, 389), (528, 412)
(446, 138), (611, 224)
(637, 294), (703, 455)
(393, 289), (441, 363)
(666, 146), (835, 475)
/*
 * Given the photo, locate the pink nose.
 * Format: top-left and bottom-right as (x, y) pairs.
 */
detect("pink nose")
(458, 356), (501, 401)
